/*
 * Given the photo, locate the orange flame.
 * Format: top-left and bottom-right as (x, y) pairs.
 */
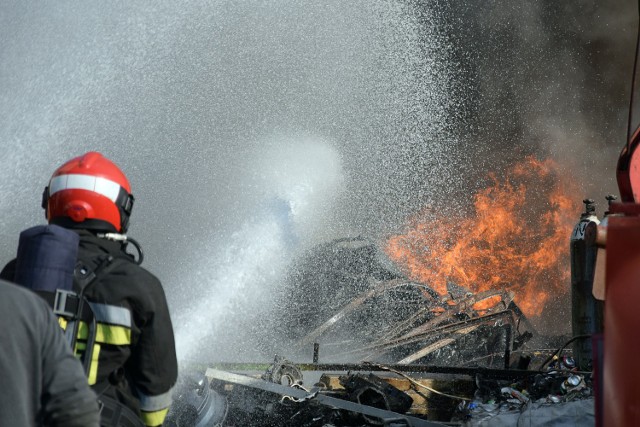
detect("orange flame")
(385, 157), (580, 317)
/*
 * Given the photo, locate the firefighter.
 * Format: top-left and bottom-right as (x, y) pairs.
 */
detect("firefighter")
(0, 278), (101, 427)
(1, 152), (178, 427)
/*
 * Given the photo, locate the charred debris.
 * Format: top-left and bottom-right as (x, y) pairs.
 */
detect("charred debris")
(167, 211), (599, 426)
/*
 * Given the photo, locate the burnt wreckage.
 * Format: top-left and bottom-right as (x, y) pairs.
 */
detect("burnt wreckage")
(275, 237), (528, 368)
(166, 233), (599, 427)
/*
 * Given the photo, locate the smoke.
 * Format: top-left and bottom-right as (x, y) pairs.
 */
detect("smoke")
(447, 0), (636, 207)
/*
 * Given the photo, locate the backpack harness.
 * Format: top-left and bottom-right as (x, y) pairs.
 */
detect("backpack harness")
(14, 225), (143, 427)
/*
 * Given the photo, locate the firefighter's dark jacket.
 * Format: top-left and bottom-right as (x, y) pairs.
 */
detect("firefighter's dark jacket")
(1, 229), (179, 427)
(0, 278), (101, 427)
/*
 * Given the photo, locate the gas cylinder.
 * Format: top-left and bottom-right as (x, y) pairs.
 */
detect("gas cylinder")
(569, 199), (604, 370)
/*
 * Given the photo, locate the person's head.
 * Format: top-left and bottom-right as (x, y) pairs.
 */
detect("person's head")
(42, 152), (134, 233)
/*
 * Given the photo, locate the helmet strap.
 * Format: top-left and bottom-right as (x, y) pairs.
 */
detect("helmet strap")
(115, 188), (134, 233)
(41, 186), (49, 212)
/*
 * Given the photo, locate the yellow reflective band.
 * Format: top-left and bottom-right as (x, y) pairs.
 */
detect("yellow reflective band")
(77, 322), (131, 345)
(87, 344), (100, 385)
(58, 317), (68, 330)
(77, 322), (89, 339)
(141, 408), (169, 427)
(95, 324), (131, 345)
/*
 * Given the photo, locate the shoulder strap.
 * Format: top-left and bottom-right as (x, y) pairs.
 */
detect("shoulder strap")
(65, 254), (117, 376)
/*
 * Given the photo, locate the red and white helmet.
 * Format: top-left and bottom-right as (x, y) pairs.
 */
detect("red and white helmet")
(42, 152), (135, 233)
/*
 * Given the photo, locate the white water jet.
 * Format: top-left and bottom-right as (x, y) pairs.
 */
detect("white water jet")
(173, 138), (344, 363)
(174, 217), (289, 362)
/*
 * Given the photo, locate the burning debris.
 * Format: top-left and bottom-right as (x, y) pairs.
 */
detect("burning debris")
(268, 157), (582, 365)
(272, 235), (532, 368)
(162, 227), (598, 427)
(165, 156), (599, 426)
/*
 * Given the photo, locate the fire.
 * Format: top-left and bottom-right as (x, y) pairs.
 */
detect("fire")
(385, 157), (580, 317)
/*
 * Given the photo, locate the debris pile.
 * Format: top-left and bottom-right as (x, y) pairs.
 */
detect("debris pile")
(454, 355), (595, 426)
(166, 211), (599, 426)
(275, 237), (534, 369)
(165, 352), (595, 426)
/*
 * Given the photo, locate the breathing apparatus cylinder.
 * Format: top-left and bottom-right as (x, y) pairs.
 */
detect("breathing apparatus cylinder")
(14, 224), (79, 292)
(569, 199), (604, 370)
